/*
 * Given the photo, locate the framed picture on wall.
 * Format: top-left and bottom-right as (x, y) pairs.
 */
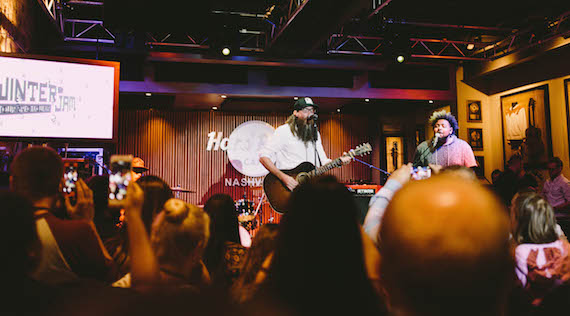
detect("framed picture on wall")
(468, 128), (483, 151)
(474, 156), (485, 179)
(385, 136), (405, 174)
(500, 85), (552, 169)
(467, 100), (482, 122)
(415, 126), (425, 148)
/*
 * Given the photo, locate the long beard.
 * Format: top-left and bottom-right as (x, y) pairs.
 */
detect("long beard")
(287, 114), (318, 143)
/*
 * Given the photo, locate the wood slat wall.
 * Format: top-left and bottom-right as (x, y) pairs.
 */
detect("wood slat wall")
(117, 110), (375, 209)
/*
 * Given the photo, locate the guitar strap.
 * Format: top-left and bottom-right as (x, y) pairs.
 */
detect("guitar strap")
(313, 139), (322, 167)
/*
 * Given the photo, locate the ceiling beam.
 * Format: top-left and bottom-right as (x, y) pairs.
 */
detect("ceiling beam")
(368, 0), (396, 19)
(119, 80), (455, 101)
(466, 36), (570, 79)
(268, 0), (370, 56)
(146, 52), (390, 71)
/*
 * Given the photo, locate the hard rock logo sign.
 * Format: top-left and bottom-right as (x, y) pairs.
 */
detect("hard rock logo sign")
(206, 120), (275, 186)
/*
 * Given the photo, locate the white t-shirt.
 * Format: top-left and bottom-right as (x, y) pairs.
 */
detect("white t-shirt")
(259, 124), (331, 170)
(506, 105), (528, 140)
(515, 239), (567, 287)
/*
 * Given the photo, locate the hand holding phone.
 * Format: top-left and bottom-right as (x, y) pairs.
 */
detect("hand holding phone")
(63, 166), (78, 195)
(108, 155), (133, 207)
(65, 178), (94, 221)
(411, 166), (432, 180)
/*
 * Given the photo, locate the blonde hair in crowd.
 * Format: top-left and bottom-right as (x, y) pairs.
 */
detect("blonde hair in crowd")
(151, 198), (210, 267)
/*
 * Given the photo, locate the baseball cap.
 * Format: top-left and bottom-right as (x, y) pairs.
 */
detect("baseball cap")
(293, 97), (319, 111)
(132, 157), (149, 173)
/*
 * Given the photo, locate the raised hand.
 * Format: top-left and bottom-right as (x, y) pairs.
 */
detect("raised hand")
(389, 163), (413, 186)
(65, 178), (95, 221)
(124, 182), (144, 219)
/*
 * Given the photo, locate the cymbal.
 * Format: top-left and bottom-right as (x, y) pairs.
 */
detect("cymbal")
(170, 187), (195, 193)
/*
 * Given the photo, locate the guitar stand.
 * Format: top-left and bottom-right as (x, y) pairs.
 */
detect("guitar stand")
(252, 191), (265, 218)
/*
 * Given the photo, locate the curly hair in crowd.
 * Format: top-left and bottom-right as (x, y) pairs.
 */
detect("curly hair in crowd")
(428, 110), (459, 134)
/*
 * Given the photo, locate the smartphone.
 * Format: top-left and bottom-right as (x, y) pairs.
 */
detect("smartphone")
(63, 165), (78, 196)
(108, 155), (133, 207)
(411, 166), (431, 180)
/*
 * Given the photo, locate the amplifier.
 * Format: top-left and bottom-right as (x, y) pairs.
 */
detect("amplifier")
(345, 184), (382, 196)
(345, 184), (382, 224)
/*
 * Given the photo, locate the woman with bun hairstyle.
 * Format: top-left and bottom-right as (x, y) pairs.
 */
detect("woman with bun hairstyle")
(151, 198), (211, 288)
(114, 190), (210, 290)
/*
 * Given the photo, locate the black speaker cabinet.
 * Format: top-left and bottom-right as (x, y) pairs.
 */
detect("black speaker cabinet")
(353, 194), (373, 225)
(346, 185), (381, 225)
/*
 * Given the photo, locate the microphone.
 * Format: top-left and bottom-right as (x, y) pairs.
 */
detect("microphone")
(308, 113), (318, 121)
(432, 132), (441, 148)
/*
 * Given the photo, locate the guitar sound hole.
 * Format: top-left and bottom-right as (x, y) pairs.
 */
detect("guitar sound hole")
(296, 173), (310, 184)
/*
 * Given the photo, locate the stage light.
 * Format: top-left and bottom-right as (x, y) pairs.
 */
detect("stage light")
(396, 55), (405, 63)
(212, 106), (218, 110)
(466, 43), (475, 50)
(337, 108), (341, 113)
(294, 97), (298, 100)
(365, 98), (370, 102)
(221, 95), (227, 99)
(211, 25), (240, 57)
(429, 100), (434, 104)
(145, 92), (152, 97)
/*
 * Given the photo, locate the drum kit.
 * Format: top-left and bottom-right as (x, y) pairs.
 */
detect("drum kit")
(168, 185), (272, 243)
(235, 193), (269, 240)
(170, 185), (195, 198)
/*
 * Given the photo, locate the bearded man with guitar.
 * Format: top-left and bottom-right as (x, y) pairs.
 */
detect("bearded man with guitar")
(259, 97), (370, 214)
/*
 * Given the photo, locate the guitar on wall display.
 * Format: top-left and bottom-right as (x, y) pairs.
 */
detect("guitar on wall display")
(263, 143), (372, 214)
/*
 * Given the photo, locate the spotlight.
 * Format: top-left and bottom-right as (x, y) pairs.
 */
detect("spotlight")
(365, 98), (370, 102)
(212, 106), (218, 110)
(337, 108), (341, 113)
(382, 30), (411, 64)
(211, 24), (240, 57)
(466, 43), (475, 50)
(429, 100), (434, 104)
(145, 92), (152, 97)
(294, 97), (298, 100)
(221, 95), (227, 99)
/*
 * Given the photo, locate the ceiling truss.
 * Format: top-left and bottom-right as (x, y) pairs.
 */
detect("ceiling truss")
(327, 34), (491, 61)
(56, 0), (570, 63)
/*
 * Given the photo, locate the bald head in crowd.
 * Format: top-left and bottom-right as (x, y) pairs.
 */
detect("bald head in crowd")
(379, 176), (513, 316)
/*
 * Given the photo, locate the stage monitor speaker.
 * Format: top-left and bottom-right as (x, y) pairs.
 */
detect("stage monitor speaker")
(353, 194), (373, 225)
(346, 185), (381, 225)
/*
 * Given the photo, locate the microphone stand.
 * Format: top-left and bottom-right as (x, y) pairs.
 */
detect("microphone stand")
(352, 157), (391, 177)
(83, 156), (111, 175)
(312, 118), (320, 167)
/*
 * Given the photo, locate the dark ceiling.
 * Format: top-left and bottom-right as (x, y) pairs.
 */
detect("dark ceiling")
(64, 0), (569, 58)
(37, 0), (570, 110)
(377, 0), (568, 28)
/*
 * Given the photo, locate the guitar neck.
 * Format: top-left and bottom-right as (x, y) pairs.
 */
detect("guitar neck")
(307, 158), (343, 178)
